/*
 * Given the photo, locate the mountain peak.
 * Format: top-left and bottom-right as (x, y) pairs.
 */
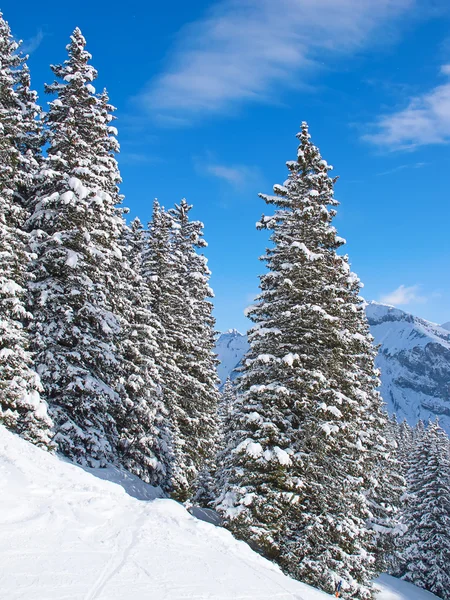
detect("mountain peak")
(223, 328), (244, 336)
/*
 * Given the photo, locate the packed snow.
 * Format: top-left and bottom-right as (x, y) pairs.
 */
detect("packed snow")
(375, 574), (440, 600)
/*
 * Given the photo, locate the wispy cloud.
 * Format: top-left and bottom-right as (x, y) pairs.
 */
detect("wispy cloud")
(365, 65), (450, 149)
(21, 29), (44, 55)
(138, 0), (414, 123)
(376, 161), (427, 176)
(204, 163), (258, 187)
(380, 284), (427, 306)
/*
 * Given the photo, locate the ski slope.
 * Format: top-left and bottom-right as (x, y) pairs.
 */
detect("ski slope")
(0, 425), (439, 600)
(0, 425), (329, 600)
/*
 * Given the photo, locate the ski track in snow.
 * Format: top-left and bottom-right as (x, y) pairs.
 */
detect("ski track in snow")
(84, 512), (146, 600)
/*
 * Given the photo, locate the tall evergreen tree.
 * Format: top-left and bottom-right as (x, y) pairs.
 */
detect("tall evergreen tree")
(0, 12), (52, 446)
(143, 200), (182, 493)
(116, 217), (169, 486)
(168, 199), (219, 501)
(143, 200), (219, 500)
(400, 420), (450, 598)
(367, 416), (405, 574)
(14, 62), (43, 208)
(27, 29), (127, 465)
(215, 123), (393, 599)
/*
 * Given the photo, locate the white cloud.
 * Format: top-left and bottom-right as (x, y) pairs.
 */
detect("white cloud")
(21, 29), (44, 55)
(365, 65), (450, 149)
(380, 284), (427, 306)
(376, 161), (427, 176)
(139, 0), (413, 122)
(204, 163), (255, 186)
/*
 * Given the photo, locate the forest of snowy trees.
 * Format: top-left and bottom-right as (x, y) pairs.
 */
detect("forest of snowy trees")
(0, 10), (449, 600)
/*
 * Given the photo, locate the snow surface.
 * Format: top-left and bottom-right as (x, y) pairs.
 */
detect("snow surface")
(441, 321), (450, 332)
(0, 426), (436, 600)
(375, 574), (440, 600)
(0, 425), (330, 599)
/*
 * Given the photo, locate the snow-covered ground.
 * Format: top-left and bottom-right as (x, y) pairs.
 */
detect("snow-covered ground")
(375, 574), (440, 600)
(0, 425), (329, 599)
(0, 425), (438, 600)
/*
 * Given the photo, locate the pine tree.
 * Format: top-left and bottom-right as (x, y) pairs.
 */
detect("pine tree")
(396, 418), (414, 479)
(218, 377), (236, 447)
(116, 217), (169, 486)
(168, 199), (219, 502)
(14, 62), (43, 209)
(367, 415), (405, 574)
(215, 123), (393, 599)
(0, 12), (52, 446)
(400, 420), (450, 598)
(27, 29), (127, 466)
(143, 200), (183, 493)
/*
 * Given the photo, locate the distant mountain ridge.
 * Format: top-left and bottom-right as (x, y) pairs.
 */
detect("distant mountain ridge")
(215, 329), (249, 388)
(215, 304), (450, 433)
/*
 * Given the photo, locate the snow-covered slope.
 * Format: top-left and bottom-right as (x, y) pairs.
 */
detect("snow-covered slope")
(215, 328), (249, 386)
(367, 302), (450, 433)
(0, 426), (439, 599)
(0, 425), (330, 600)
(375, 575), (441, 600)
(216, 305), (450, 433)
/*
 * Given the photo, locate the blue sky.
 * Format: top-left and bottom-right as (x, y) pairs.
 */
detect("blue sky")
(6, 0), (450, 332)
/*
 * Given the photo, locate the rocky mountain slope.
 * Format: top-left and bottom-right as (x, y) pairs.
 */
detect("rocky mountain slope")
(215, 328), (249, 387)
(366, 302), (450, 431)
(215, 304), (450, 433)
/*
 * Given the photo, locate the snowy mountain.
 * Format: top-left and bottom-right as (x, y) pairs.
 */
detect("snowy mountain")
(366, 302), (450, 432)
(0, 424), (437, 600)
(216, 304), (450, 433)
(215, 328), (249, 386)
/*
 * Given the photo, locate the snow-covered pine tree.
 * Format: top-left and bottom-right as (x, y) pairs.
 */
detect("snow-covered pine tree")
(27, 29), (127, 466)
(214, 377), (240, 502)
(215, 123), (393, 599)
(396, 418), (414, 479)
(400, 420), (450, 598)
(218, 377), (236, 447)
(143, 200), (183, 493)
(168, 199), (219, 502)
(367, 415), (405, 574)
(0, 12), (52, 447)
(14, 62), (43, 209)
(116, 216), (169, 486)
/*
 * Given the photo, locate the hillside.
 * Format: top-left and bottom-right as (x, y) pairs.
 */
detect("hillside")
(215, 328), (249, 387)
(0, 425), (440, 599)
(0, 425), (329, 600)
(366, 302), (450, 432)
